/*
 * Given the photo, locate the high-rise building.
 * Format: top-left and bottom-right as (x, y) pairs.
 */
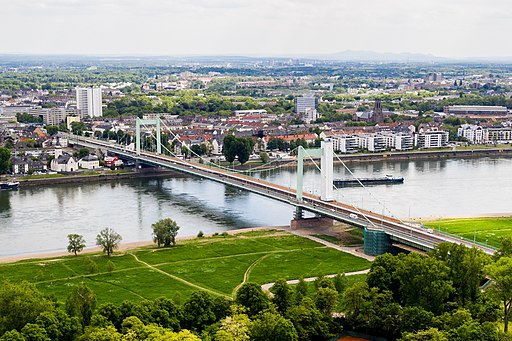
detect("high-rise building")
(76, 87), (103, 118)
(294, 96), (318, 114)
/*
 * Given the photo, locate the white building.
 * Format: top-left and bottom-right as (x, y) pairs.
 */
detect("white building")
(76, 87), (103, 118)
(331, 135), (358, 153)
(366, 135), (386, 152)
(415, 130), (449, 148)
(50, 149), (78, 172)
(381, 133), (414, 151)
(78, 154), (100, 170)
(303, 108), (320, 124)
(457, 124), (484, 144)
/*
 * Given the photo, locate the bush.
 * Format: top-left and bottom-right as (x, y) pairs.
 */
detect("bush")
(197, 231), (204, 238)
(84, 257), (98, 274)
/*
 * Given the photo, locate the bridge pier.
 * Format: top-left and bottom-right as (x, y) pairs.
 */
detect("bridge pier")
(290, 216), (336, 230)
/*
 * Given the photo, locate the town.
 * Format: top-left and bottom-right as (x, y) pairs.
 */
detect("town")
(1, 59), (512, 176)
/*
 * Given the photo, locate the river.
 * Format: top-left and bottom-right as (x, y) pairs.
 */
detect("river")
(1, 157), (511, 257)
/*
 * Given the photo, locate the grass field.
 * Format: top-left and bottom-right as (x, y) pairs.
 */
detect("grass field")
(423, 216), (512, 248)
(0, 232), (370, 306)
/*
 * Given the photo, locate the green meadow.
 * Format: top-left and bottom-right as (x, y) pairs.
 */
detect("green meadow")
(423, 216), (512, 248)
(0, 231), (370, 305)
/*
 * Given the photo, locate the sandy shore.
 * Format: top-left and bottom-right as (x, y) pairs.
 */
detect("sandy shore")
(0, 226), (289, 264)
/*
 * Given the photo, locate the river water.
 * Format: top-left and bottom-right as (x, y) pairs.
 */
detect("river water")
(1, 157), (511, 257)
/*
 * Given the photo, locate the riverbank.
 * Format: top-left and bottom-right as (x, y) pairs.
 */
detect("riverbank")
(0, 225), (289, 264)
(13, 168), (180, 188)
(232, 146), (512, 171)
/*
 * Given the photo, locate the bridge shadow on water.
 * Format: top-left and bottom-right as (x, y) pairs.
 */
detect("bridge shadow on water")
(126, 176), (264, 229)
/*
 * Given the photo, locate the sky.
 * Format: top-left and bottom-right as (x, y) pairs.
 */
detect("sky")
(1, 0), (511, 58)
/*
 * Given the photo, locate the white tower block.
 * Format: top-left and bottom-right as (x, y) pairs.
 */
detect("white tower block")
(320, 139), (334, 201)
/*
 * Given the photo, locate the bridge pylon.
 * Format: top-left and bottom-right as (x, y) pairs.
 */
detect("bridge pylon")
(136, 117), (162, 156)
(296, 139), (334, 202)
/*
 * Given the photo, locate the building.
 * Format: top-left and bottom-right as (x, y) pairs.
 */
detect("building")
(27, 107), (75, 125)
(104, 156), (124, 167)
(393, 134), (414, 151)
(485, 127), (512, 143)
(444, 105), (508, 117)
(371, 99), (384, 124)
(457, 124), (484, 144)
(76, 87), (103, 118)
(233, 110), (267, 116)
(78, 154), (100, 169)
(50, 149), (78, 172)
(415, 130), (449, 148)
(66, 115), (81, 130)
(303, 108), (320, 124)
(365, 135), (386, 152)
(294, 96), (318, 114)
(331, 135), (358, 153)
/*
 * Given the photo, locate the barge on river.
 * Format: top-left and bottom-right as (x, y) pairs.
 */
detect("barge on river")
(333, 175), (404, 187)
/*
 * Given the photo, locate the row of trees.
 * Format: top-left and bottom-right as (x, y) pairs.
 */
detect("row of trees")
(67, 219), (180, 257)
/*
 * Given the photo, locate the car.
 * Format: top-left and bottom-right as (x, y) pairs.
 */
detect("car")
(349, 213), (358, 220)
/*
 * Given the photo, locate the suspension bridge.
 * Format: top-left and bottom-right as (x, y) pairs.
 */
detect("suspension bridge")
(63, 118), (496, 256)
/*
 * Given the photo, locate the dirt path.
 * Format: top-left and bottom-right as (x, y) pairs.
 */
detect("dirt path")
(261, 269), (370, 292)
(288, 230), (375, 261)
(231, 254), (271, 297)
(128, 252), (229, 298)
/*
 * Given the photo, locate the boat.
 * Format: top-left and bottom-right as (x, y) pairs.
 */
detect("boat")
(0, 181), (20, 190)
(333, 174), (404, 187)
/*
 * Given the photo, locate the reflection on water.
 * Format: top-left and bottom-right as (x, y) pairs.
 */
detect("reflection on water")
(0, 175), (293, 257)
(1, 157), (512, 257)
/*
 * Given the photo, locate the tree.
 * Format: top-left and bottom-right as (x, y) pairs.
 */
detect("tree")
(0, 281), (53, 335)
(395, 253), (453, 314)
(35, 309), (82, 341)
(286, 298), (329, 341)
(20, 323), (50, 341)
(295, 277), (308, 303)
(78, 148), (90, 159)
(399, 328), (448, 341)
(250, 311), (298, 341)
(66, 284), (96, 327)
(71, 122), (88, 136)
(235, 283), (270, 317)
(96, 228), (122, 256)
(182, 291), (216, 332)
(431, 243), (489, 305)
(151, 218), (180, 247)
(222, 135), (254, 165)
(67, 234), (86, 256)
(486, 256), (512, 332)
(494, 236), (512, 260)
(258, 152), (268, 164)
(215, 311), (251, 341)
(0, 147), (11, 174)
(314, 287), (338, 316)
(45, 125), (59, 136)
(222, 135), (237, 163)
(270, 279), (294, 315)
